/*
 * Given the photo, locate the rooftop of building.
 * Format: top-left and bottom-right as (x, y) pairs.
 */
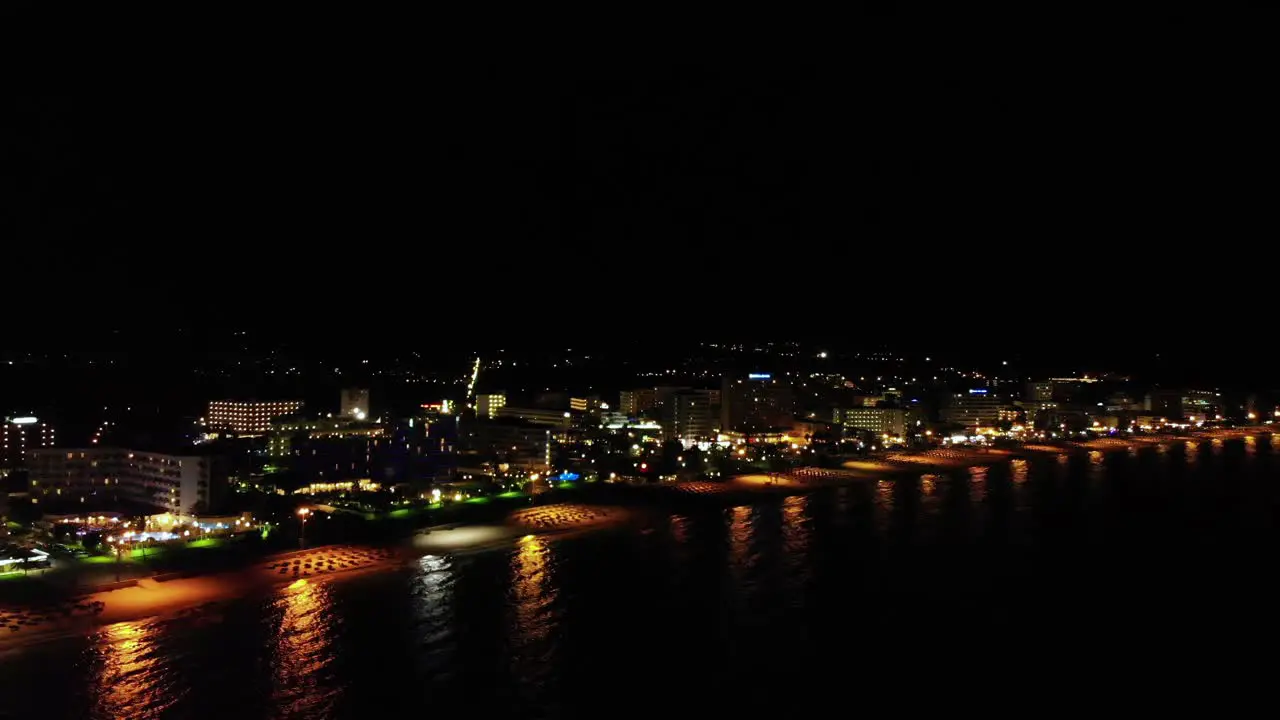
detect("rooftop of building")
(31, 443), (222, 459)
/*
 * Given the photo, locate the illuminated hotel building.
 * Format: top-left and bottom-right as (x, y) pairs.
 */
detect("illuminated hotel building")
(207, 399), (303, 434)
(2, 416), (56, 471)
(619, 389), (656, 418)
(941, 390), (1004, 428)
(720, 373), (793, 431)
(834, 407), (907, 436)
(669, 390), (715, 443)
(270, 416), (456, 484)
(267, 417), (386, 458)
(29, 447), (227, 513)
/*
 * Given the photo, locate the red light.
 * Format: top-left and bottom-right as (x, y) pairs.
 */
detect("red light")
(640, 463), (648, 470)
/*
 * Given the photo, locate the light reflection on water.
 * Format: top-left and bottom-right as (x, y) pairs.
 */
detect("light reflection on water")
(90, 620), (182, 719)
(921, 474), (938, 496)
(781, 495), (811, 570)
(5, 436), (1278, 717)
(874, 479), (894, 533)
(509, 535), (556, 647)
(507, 535), (559, 708)
(412, 555), (455, 685)
(969, 466), (988, 504)
(728, 505), (753, 565)
(669, 513), (690, 546)
(1011, 458), (1028, 484)
(1089, 451), (1105, 480)
(726, 504), (760, 622)
(666, 513), (694, 590)
(271, 579), (340, 718)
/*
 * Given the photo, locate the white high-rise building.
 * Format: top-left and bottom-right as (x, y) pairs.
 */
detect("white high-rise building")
(29, 447), (226, 514)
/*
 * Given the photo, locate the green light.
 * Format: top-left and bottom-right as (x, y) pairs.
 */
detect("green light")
(79, 555), (116, 564)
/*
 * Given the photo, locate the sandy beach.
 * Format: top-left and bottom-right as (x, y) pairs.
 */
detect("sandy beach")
(1, 505), (633, 647)
(413, 503), (630, 554)
(0, 544), (403, 647)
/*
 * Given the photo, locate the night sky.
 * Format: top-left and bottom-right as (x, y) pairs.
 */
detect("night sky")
(4, 41), (1273, 374)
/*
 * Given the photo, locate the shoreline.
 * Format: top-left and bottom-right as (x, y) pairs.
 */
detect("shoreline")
(0, 504), (634, 648)
(657, 432), (1276, 497)
(3, 435), (1268, 648)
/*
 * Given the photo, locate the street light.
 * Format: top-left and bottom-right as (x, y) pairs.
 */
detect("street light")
(297, 507), (311, 548)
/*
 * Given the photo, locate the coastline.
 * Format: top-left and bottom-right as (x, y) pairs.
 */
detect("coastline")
(2, 433), (1267, 649)
(0, 503), (635, 648)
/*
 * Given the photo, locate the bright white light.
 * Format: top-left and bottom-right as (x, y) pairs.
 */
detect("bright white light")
(10, 416), (37, 425)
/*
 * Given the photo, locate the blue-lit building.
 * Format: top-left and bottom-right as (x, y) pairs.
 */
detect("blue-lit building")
(940, 389), (1004, 428)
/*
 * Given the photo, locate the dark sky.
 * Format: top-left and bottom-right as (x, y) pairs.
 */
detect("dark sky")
(4, 33), (1273, 365)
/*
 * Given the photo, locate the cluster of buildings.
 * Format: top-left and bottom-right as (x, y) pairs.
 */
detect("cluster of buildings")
(264, 411), (455, 487)
(3, 357), (1272, 528)
(454, 374), (807, 484)
(457, 371), (1260, 481)
(616, 374), (793, 444)
(211, 390), (456, 490)
(4, 387), (448, 518)
(935, 379), (1232, 435)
